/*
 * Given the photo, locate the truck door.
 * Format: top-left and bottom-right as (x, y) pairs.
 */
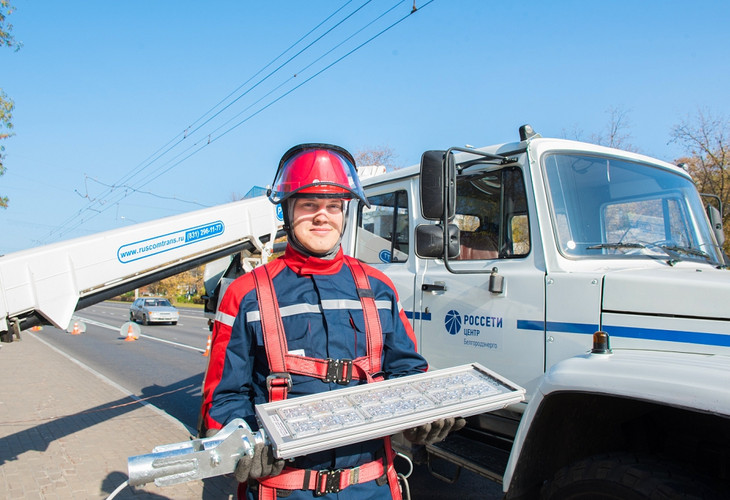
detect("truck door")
(419, 167), (546, 393)
(351, 183), (420, 337)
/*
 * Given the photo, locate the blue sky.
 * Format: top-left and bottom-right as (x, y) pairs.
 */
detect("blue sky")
(1, 0), (728, 254)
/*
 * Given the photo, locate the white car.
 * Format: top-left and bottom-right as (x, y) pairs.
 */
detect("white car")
(129, 298), (179, 325)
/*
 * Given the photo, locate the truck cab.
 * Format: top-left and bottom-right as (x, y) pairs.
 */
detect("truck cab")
(342, 127), (730, 498)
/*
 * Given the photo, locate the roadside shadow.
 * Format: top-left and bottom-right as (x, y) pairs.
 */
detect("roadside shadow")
(1, 371), (239, 497)
(0, 374), (206, 466)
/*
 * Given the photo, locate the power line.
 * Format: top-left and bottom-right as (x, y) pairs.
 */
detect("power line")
(140, 0), (433, 187)
(79, 176), (209, 207)
(41, 1), (435, 242)
(43, 1), (365, 241)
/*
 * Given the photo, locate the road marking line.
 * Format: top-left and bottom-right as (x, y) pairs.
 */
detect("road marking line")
(74, 316), (205, 353)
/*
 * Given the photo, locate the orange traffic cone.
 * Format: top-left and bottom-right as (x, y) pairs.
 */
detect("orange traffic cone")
(124, 323), (137, 342)
(202, 335), (212, 357)
(71, 322), (81, 335)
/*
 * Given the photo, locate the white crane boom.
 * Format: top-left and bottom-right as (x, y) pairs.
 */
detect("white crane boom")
(0, 196), (283, 340)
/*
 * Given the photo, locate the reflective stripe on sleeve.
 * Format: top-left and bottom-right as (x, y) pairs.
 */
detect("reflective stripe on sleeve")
(215, 310), (236, 327)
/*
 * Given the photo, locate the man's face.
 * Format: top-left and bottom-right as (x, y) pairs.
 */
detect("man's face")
(291, 197), (344, 255)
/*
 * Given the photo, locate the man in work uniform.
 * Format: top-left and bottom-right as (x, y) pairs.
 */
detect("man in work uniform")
(200, 143), (463, 499)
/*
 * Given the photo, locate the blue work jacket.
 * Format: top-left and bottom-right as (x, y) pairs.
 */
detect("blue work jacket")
(201, 245), (428, 477)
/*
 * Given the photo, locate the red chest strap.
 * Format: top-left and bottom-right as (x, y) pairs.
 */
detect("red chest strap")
(252, 265), (290, 401)
(252, 259), (384, 402)
(344, 256), (383, 379)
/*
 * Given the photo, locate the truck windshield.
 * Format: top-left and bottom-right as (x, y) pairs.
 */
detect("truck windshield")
(543, 153), (724, 265)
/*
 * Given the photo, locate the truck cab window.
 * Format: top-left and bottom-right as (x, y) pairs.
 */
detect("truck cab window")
(454, 167), (530, 260)
(355, 190), (409, 264)
(543, 153), (722, 264)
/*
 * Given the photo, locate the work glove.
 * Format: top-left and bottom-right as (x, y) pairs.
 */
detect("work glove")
(402, 417), (466, 445)
(235, 441), (285, 483)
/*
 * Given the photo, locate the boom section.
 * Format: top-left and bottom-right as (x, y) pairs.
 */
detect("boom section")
(0, 196), (282, 340)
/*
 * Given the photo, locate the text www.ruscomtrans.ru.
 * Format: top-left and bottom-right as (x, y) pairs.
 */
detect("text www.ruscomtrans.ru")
(119, 236), (184, 259)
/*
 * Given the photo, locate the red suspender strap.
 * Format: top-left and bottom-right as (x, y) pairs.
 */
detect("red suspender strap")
(345, 256), (384, 379)
(252, 265), (291, 402)
(383, 436), (403, 500)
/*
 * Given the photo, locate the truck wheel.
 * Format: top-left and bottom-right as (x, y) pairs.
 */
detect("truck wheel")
(540, 453), (722, 500)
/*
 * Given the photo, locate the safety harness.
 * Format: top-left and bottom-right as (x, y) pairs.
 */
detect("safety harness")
(250, 256), (402, 499)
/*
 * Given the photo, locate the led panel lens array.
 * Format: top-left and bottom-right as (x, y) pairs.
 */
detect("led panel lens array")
(256, 363), (525, 459)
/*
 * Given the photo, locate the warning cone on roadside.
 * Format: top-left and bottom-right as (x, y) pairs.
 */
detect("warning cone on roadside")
(124, 323), (138, 342)
(202, 335), (212, 357)
(71, 322), (81, 335)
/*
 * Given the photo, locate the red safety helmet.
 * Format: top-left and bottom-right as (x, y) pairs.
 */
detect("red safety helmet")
(268, 143), (370, 207)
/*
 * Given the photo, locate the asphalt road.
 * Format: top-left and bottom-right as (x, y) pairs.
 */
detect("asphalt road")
(41, 301), (504, 499)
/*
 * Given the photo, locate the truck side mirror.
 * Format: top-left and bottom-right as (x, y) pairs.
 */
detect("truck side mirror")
(415, 224), (460, 259)
(707, 204), (725, 246)
(420, 150), (456, 221)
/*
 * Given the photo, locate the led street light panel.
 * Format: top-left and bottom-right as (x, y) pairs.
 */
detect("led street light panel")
(256, 362), (525, 459)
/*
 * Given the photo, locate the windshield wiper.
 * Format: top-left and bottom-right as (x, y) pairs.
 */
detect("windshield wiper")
(660, 244), (710, 260)
(587, 242), (683, 266)
(586, 243), (645, 250)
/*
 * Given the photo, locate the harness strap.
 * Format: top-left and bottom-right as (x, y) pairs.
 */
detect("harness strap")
(284, 354), (357, 384)
(344, 256), (384, 379)
(258, 458), (386, 497)
(383, 436), (403, 499)
(252, 266), (290, 401)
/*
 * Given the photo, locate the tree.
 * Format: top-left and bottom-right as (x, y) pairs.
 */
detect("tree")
(670, 109), (730, 252)
(0, 0), (20, 209)
(147, 266), (205, 302)
(355, 145), (398, 170)
(563, 106), (639, 153)
(0, 90), (12, 208)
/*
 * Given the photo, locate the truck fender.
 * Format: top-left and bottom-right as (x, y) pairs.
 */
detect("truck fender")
(502, 349), (730, 498)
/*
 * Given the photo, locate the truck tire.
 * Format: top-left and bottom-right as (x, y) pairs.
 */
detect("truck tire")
(540, 453), (723, 500)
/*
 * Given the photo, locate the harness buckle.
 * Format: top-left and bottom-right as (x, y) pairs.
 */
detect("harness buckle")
(266, 372), (292, 391)
(314, 469), (342, 496)
(324, 358), (353, 385)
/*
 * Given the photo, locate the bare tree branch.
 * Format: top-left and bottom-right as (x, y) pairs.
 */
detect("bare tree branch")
(670, 109), (730, 252)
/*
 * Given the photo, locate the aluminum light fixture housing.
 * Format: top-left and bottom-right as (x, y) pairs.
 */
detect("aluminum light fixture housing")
(257, 362), (525, 459)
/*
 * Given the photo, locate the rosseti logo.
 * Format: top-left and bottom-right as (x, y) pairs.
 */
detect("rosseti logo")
(276, 204), (284, 221)
(379, 249), (391, 263)
(445, 310), (462, 335)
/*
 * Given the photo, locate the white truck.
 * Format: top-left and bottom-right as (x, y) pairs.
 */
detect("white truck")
(2, 125), (729, 498)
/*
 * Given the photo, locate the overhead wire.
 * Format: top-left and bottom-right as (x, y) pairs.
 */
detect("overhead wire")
(42, 0), (435, 241)
(43, 1), (363, 240)
(137, 0), (431, 188)
(84, 2), (359, 206)
(113, 0), (419, 194)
